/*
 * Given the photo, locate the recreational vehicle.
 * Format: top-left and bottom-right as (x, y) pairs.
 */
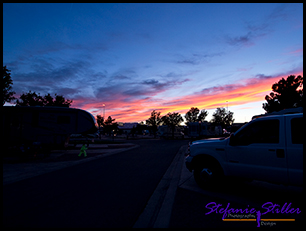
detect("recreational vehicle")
(157, 125), (184, 139)
(187, 122), (222, 138)
(3, 106), (97, 148)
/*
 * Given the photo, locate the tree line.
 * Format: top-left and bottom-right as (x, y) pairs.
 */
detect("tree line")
(3, 66), (73, 107)
(94, 107), (234, 138)
(144, 107), (234, 138)
(3, 65), (303, 135)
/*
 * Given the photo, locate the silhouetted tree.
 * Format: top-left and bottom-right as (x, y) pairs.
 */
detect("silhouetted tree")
(16, 91), (73, 107)
(161, 112), (184, 138)
(96, 115), (104, 128)
(16, 91), (44, 106)
(52, 94), (73, 107)
(2, 66), (16, 105)
(103, 116), (118, 135)
(146, 110), (162, 138)
(263, 75), (303, 113)
(210, 108), (234, 128)
(185, 107), (199, 123)
(104, 116), (116, 126)
(198, 109), (209, 122)
(185, 107), (208, 124)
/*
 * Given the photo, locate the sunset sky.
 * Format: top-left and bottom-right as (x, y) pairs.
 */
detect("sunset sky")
(3, 3), (303, 123)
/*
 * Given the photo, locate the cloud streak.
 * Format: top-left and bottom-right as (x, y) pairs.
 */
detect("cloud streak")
(9, 40), (302, 123)
(73, 70), (303, 122)
(4, 4), (302, 123)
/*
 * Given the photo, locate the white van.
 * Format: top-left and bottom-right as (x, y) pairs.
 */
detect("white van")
(185, 112), (303, 188)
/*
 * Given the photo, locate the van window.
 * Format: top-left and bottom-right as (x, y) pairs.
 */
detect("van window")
(291, 117), (302, 144)
(234, 119), (279, 145)
(57, 116), (70, 124)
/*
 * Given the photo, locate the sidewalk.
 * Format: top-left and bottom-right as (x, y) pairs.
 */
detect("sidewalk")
(3, 143), (138, 186)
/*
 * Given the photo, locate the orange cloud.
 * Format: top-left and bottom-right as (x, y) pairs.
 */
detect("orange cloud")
(72, 72), (303, 123)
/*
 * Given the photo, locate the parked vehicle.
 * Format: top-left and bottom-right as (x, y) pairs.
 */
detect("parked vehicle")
(185, 112), (303, 188)
(187, 122), (222, 138)
(3, 106), (97, 148)
(157, 125), (184, 139)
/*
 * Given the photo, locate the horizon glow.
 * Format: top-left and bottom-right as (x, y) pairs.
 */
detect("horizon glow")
(3, 3), (303, 123)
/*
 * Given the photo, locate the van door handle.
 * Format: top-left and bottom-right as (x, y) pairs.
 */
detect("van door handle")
(276, 149), (285, 158)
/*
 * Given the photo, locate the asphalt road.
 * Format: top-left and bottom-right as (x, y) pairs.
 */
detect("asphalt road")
(3, 139), (188, 228)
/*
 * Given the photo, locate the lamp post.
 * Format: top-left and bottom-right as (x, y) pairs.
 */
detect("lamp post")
(103, 104), (105, 120)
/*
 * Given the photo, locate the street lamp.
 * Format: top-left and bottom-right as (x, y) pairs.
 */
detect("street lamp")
(103, 104), (105, 119)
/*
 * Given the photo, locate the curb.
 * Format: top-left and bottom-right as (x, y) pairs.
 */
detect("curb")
(133, 145), (188, 228)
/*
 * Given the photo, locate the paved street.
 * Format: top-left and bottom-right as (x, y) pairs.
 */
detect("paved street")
(3, 142), (137, 185)
(3, 139), (188, 228)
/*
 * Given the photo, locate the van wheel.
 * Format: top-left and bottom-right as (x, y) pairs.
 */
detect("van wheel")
(193, 162), (224, 189)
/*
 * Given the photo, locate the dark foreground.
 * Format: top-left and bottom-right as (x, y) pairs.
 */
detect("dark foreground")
(3, 139), (187, 228)
(3, 138), (303, 228)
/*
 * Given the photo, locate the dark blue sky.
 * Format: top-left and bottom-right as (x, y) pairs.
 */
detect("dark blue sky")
(3, 3), (303, 122)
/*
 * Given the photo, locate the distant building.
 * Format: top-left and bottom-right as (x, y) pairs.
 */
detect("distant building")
(118, 122), (138, 134)
(157, 125), (184, 139)
(187, 122), (222, 138)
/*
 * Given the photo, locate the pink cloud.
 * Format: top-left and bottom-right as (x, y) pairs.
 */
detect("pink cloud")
(72, 72), (303, 123)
